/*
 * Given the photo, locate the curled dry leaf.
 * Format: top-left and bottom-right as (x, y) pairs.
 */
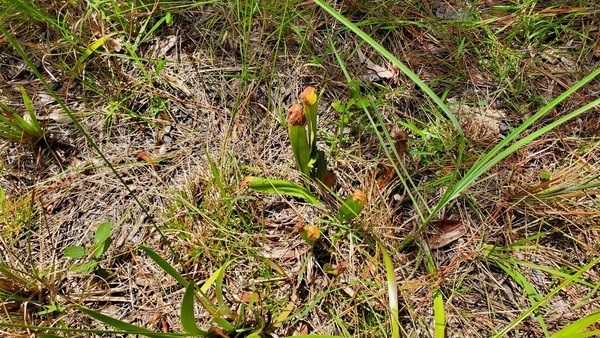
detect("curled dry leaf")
(151, 312), (170, 333)
(427, 220), (466, 249)
(135, 150), (158, 170)
(431, 219), (463, 233)
(376, 163), (396, 190)
(390, 126), (408, 159)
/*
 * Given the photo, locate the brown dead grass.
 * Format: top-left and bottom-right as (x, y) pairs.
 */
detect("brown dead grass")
(1, 1), (599, 337)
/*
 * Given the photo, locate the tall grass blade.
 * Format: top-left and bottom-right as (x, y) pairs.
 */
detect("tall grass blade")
(550, 311), (600, 338)
(378, 240), (400, 338)
(79, 307), (173, 338)
(492, 254), (600, 337)
(140, 245), (188, 287)
(495, 261), (549, 336)
(313, 0), (463, 135)
(434, 68), (600, 214)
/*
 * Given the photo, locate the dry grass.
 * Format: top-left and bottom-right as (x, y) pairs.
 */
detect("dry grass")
(1, 0), (599, 337)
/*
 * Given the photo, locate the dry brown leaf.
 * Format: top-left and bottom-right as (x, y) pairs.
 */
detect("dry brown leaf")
(239, 291), (259, 303)
(391, 126), (408, 159)
(357, 50), (394, 83)
(594, 39), (600, 58)
(427, 221), (467, 249)
(151, 312), (170, 333)
(321, 170), (336, 189)
(376, 163), (396, 190)
(136, 150), (158, 170)
(295, 322), (309, 335)
(106, 38), (122, 52)
(431, 219), (463, 233)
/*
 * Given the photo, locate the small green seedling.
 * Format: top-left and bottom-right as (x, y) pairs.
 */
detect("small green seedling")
(298, 224), (321, 245)
(64, 222), (113, 275)
(288, 86), (328, 182)
(0, 87), (45, 144)
(245, 87), (368, 226)
(337, 190), (367, 222)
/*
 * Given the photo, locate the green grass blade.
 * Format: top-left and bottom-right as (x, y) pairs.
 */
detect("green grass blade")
(72, 36), (109, 73)
(495, 261), (549, 336)
(378, 240), (400, 338)
(200, 261), (232, 317)
(313, 0), (463, 135)
(79, 307), (170, 338)
(205, 149), (232, 212)
(493, 254), (600, 337)
(436, 67), (600, 210)
(181, 282), (207, 336)
(424, 243), (445, 338)
(19, 87), (43, 135)
(140, 245), (188, 287)
(433, 289), (445, 338)
(551, 311), (600, 338)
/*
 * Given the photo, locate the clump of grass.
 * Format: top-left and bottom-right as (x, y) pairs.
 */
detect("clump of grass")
(0, 88), (44, 145)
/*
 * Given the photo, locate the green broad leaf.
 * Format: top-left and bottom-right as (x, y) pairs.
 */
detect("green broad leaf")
(245, 177), (320, 205)
(94, 222), (112, 245)
(213, 317), (234, 332)
(70, 260), (97, 274)
(93, 222), (113, 259)
(540, 170), (552, 180)
(36, 301), (66, 315)
(64, 245), (86, 258)
(181, 282), (206, 336)
(355, 98), (370, 109)
(140, 245), (188, 287)
(93, 237), (112, 259)
(331, 102), (346, 113)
